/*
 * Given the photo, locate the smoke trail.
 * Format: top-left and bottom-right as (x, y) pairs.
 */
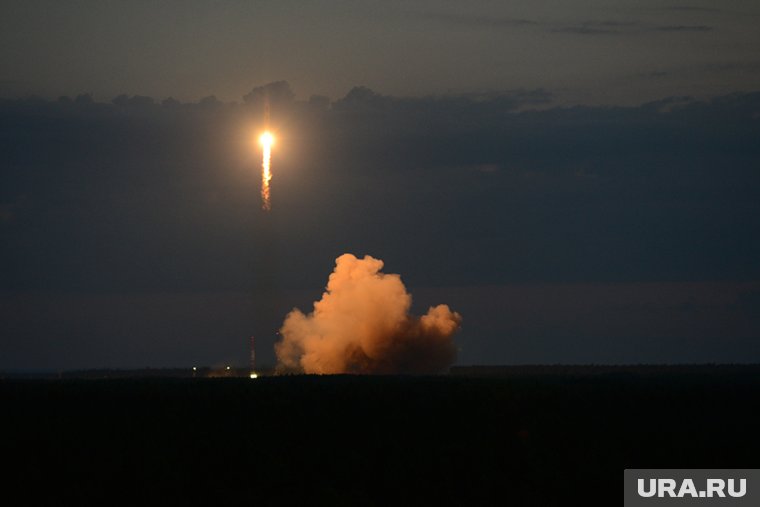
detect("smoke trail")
(260, 132), (273, 211)
(275, 254), (462, 374)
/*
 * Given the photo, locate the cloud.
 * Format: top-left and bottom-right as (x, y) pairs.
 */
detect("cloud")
(552, 25), (621, 35)
(112, 94), (155, 108)
(416, 12), (539, 29)
(661, 6), (723, 13)
(1, 84), (760, 293)
(332, 85), (553, 114)
(635, 61), (760, 83)
(416, 11), (716, 37)
(553, 20), (713, 36)
(654, 25), (712, 32)
(243, 81), (295, 105)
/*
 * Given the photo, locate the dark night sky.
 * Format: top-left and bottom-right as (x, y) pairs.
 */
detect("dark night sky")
(1, 1), (760, 370)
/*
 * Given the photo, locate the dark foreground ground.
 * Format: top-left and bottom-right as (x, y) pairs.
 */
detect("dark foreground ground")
(2, 365), (759, 505)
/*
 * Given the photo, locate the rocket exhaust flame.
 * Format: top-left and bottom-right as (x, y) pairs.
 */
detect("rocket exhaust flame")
(275, 254), (462, 374)
(259, 132), (274, 211)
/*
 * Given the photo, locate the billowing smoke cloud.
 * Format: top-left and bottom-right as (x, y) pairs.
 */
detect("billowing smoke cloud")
(275, 254), (462, 374)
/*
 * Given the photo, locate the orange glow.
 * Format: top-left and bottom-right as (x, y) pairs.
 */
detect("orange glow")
(259, 131), (274, 147)
(259, 131), (274, 211)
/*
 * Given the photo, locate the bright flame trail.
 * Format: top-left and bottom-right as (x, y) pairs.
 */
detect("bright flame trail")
(259, 132), (274, 211)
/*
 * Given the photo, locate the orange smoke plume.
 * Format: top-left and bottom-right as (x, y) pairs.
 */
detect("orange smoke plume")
(275, 254), (462, 374)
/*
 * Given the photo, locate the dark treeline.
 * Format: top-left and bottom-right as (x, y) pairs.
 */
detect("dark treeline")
(3, 366), (759, 504)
